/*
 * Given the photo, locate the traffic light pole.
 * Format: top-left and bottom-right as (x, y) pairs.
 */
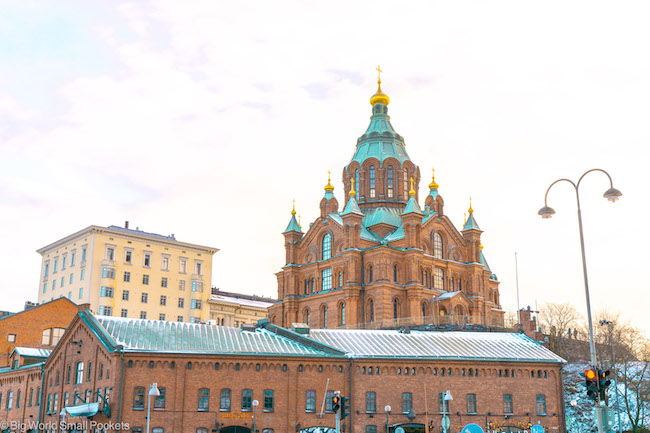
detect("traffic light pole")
(336, 408), (340, 433)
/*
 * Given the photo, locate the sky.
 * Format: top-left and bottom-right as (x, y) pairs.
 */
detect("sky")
(0, 1), (647, 333)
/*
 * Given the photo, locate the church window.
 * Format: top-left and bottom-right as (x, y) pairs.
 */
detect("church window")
(338, 302), (345, 326)
(321, 305), (327, 328)
(303, 309), (310, 325)
(434, 268), (444, 290)
(355, 169), (360, 193)
(338, 271), (343, 287)
(321, 269), (331, 291)
(369, 166), (376, 198)
(387, 166), (394, 198)
(366, 265), (373, 283)
(403, 171), (408, 197)
(434, 233), (443, 258)
(393, 298), (400, 319)
(422, 301), (429, 318)
(310, 278), (315, 293)
(304, 279), (308, 295)
(423, 269), (430, 287)
(367, 299), (374, 323)
(322, 234), (331, 260)
(393, 265), (398, 283)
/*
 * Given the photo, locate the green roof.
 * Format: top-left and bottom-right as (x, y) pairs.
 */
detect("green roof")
(402, 195), (423, 216)
(362, 207), (403, 228)
(341, 196), (363, 216)
(283, 215), (302, 234)
(463, 212), (480, 231)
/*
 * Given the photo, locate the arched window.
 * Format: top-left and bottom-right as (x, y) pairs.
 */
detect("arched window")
(434, 233), (443, 258)
(310, 278), (314, 293)
(367, 299), (374, 323)
(434, 268), (444, 290)
(338, 302), (346, 326)
(198, 388), (209, 411)
(355, 169), (359, 193)
(423, 269), (430, 287)
(403, 171), (408, 196)
(303, 278), (308, 295)
(322, 234), (331, 260)
(133, 387), (145, 410)
(393, 298), (400, 319)
(369, 166), (376, 198)
(393, 265), (398, 283)
(367, 265), (373, 283)
(338, 271), (343, 287)
(75, 362), (84, 385)
(321, 305), (328, 328)
(387, 166), (394, 198)
(154, 387), (166, 409)
(422, 301), (429, 318)
(303, 308), (310, 325)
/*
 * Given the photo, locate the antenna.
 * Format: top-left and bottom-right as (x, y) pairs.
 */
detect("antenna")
(318, 378), (330, 418)
(515, 252), (521, 326)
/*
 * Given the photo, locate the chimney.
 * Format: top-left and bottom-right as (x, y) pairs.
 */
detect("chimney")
(125, 221), (129, 229)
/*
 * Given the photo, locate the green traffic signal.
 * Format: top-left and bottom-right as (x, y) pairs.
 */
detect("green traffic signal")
(340, 396), (350, 420)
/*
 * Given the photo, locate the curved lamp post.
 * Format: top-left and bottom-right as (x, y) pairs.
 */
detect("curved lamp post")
(442, 391), (452, 433)
(384, 405), (391, 433)
(146, 382), (160, 433)
(252, 399), (259, 433)
(538, 168), (622, 433)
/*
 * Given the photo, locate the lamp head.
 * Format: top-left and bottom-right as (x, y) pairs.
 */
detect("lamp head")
(444, 390), (453, 401)
(604, 187), (622, 202)
(252, 399), (259, 407)
(538, 205), (556, 219)
(149, 382), (160, 396)
(385, 405), (391, 413)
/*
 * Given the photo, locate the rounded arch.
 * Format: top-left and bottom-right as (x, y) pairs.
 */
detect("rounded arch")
(321, 232), (332, 261)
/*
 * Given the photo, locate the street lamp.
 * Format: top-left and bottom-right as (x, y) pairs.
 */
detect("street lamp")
(538, 168), (622, 433)
(252, 399), (259, 433)
(384, 405), (391, 433)
(600, 319), (623, 433)
(442, 391), (452, 433)
(146, 382), (160, 433)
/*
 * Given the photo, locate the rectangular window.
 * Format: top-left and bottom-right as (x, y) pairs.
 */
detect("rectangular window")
(161, 277), (168, 288)
(155, 387), (166, 409)
(179, 280), (186, 290)
(143, 274), (149, 285)
(43, 283), (47, 293)
(81, 246), (87, 263)
(105, 247), (114, 261)
(179, 259), (187, 274)
(61, 253), (67, 270)
(178, 298), (185, 308)
(306, 390), (316, 413)
(61, 276), (64, 287)
(439, 393), (451, 414)
(68, 291), (71, 299)
(79, 288), (83, 299)
(140, 311), (147, 319)
(159, 313), (165, 321)
(16, 390), (20, 408)
(42, 329), (51, 345)
(121, 309), (128, 318)
(434, 268), (444, 290)
(366, 391), (376, 413)
(220, 389), (231, 412)
(28, 388), (33, 406)
(122, 290), (129, 301)
(133, 387), (145, 410)
(70, 250), (76, 266)
(325, 390), (334, 413)
(54, 257), (58, 273)
(402, 392), (412, 414)
(100, 286), (114, 298)
(198, 388), (209, 411)
(242, 389), (252, 411)
(8, 334), (16, 343)
(52, 328), (64, 345)
(536, 394), (546, 416)
(191, 299), (202, 309)
(366, 427), (377, 433)
(44, 261), (49, 277)
(125, 250), (132, 264)
(466, 394), (477, 414)
(263, 390), (274, 412)
(144, 254), (151, 267)
(192, 281), (204, 292)
(52, 280), (56, 290)
(162, 256), (169, 271)
(195, 262), (202, 275)
(99, 306), (112, 316)
(102, 267), (115, 279)
(124, 271), (131, 282)
(321, 269), (332, 291)
(142, 293), (148, 303)
(69, 274), (73, 284)
(160, 295), (167, 306)
(503, 394), (513, 415)
(80, 269), (85, 280)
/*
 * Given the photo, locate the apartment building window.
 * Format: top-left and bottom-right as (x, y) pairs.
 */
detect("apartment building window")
(62, 253), (67, 270)
(195, 261), (202, 275)
(124, 272), (131, 282)
(144, 253), (151, 267)
(366, 392), (376, 413)
(263, 390), (274, 412)
(161, 277), (168, 288)
(54, 258), (58, 273)
(142, 293), (148, 303)
(242, 389), (253, 411)
(191, 300), (202, 309)
(466, 394), (477, 414)
(106, 247), (115, 261)
(503, 394), (513, 415)
(122, 290), (129, 301)
(43, 283), (47, 293)
(162, 256), (169, 271)
(220, 389), (231, 411)
(159, 314), (165, 321)
(99, 306), (112, 316)
(180, 259), (187, 274)
(402, 393), (412, 414)
(52, 280), (56, 290)
(78, 288), (83, 299)
(536, 394), (546, 416)
(61, 276), (64, 287)
(133, 387), (145, 410)
(125, 250), (132, 264)
(192, 281), (203, 292)
(75, 362), (84, 385)
(160, 295), (167, 306)
(102, 267), (115, 279)
(140, 311), (147, 319)
(80, 269), (85, 280)
(68, 291), (71, 299)
(81, 246), (87, 263)
(69, 274), (73, 284)
(179, 280), (186, 290)
(70, 250), (76, 266)
(178, 298), (185, 308)
(143, 275), (149, 285)
(44, 261), (49, 277)
(121, 309), (128, 318)
(100, 286), (113, 298)
(198, 388), (209, 411)
(305, 390), (316, 413)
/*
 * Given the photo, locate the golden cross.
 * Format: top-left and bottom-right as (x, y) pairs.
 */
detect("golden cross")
(376, 65), (382, 81)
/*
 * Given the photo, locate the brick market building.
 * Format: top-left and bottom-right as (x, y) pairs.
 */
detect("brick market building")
(0, 311), (566, 433)
(269, 77), (503, 330)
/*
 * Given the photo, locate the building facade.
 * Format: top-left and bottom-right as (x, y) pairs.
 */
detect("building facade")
(36, 224), (218, 323)
(0, 298), (85, 367)
(208, 289), (275, 327)
(269, 79), (503, 330)
(0, 311), (566, 433)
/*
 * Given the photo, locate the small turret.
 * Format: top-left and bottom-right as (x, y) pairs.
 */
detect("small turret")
(320, 171), (339, 217)
(341, 178), (363, 249)
(461, 198), (483, 263)
(424, 168), (444, 216)
(402, 178), (423, 248)
(283, 201), (303, 265)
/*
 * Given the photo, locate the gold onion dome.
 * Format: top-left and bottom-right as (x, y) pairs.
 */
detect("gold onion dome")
(429, 168), (439, 190)
(370, 65), (390, 106)
(324, 171), (334, 192)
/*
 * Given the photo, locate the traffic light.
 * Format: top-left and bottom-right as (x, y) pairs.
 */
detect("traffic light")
(583, 368), (599, 401)
(340, 395), (350, 420)
(332, 395), (340, 413)
(598, 369), (612, 403)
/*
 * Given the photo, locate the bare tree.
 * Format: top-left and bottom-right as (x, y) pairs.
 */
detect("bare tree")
(538, 302), (584, 359)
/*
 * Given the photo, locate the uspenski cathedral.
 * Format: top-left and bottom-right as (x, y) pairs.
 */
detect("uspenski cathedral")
(269, 72), (503, 329)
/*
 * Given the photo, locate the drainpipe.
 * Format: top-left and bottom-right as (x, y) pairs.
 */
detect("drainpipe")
(117, 347), (125, 424)
(360, 254), (365, 326)
(38, 363), (45, 429)
(559, 368), (567, 433)
(348, 359), (354, 433)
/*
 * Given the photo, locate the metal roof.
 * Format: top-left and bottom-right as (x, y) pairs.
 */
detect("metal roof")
(308, 329), (565, 363)
(362, 207), (403, 228)
(93, 315), (338, 357)
(11, 347), (52, 358)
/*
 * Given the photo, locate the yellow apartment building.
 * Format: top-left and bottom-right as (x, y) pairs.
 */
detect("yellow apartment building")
(36, 223), (218, 322)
